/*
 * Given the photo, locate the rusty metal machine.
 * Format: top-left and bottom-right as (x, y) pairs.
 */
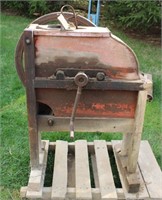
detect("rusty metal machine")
(15, 6), (153, 200)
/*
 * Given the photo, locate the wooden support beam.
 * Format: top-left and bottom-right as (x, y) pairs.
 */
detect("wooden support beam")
(24, 28), (40, 168)
(38, 116), (134, 133)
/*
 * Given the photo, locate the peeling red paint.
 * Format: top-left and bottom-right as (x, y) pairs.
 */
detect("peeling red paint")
(36, 89), (137, 119)
(35, 34), (139, 80)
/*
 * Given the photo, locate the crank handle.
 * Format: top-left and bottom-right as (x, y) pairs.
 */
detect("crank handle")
(70, 72), (88, 138)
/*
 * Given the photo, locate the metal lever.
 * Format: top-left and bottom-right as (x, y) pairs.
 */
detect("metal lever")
(58, 5), (78, 30)
(70, 72), (89, 138)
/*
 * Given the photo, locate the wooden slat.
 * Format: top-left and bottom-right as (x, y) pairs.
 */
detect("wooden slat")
(49, 141), (112, 154)
(138, 141), (162, 199)
(94, 140), (117, 199)
(116, 189), (125, 199)
(51, 140), (68, 200)
(20, 187), (27, 198)
(38, 116), (134, 133)
(75, 140), (92, 200)
(112, 140), (149, 199)
(21, 187), (126, 200)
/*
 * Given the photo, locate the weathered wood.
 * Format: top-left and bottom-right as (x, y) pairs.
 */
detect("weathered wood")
(127, 91), (147, 173)
(94, 140), (117, 199)
(138, 141), (162, 199)
(26, 140), (49, 199)
(112, 141), (149, 199)
(113, 142), (140, 193)
(21, 187), (126, 200)
(49, 141), (112, 153)
(75, 140), (92, 200)
(116, 189), (125, 199)
(20, 187), (27, 198)
(21, 140), (161, 200)
(120, 132), (132, 156)
(24, 28), (40, 168)
(141, 73), (153, 101)
(51, 140), (68, 200)
(38, 116), (134, 133)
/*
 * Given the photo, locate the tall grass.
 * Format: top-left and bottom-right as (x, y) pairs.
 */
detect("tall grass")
(0, 13), (161, 199)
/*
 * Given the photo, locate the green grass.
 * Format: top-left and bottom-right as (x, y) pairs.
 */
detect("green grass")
(0, 13), (161, 199)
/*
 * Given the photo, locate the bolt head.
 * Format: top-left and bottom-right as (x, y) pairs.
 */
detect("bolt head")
(96, 72), (105, 81)
(56, 70), (65, 80)
(48, 118), (54, 126)
(25, 38), (31, 44)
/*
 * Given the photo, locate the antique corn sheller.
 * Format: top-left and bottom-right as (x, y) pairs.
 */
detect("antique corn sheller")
(15, 6), (161, 200)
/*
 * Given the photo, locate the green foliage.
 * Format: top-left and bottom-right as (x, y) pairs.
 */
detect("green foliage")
(1, 1), (30, 16)
(28, 0), (49, 16)
(104, 0), (161, 32)
(1, 0), (66, 17)
(2, 0), (161, 33)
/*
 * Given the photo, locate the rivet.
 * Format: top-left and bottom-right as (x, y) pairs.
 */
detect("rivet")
(25, 38), (31, 45)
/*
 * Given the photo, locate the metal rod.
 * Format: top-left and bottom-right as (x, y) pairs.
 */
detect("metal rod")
(70, 86), (82, 138)
(61, 5), (78, 29)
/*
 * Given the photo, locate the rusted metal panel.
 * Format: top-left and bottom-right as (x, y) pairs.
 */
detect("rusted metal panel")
(34, 32), (139, 80)
(36, 89), (137, 118)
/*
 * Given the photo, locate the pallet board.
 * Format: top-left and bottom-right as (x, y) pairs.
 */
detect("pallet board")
(21, 140), (162, 200)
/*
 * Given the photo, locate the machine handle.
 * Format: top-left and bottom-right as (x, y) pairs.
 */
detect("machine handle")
(70, 72), (89, 138)
(60, 5), (78, 29)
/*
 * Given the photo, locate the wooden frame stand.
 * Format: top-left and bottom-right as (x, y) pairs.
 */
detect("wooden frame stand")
(20, 26), (162, 200)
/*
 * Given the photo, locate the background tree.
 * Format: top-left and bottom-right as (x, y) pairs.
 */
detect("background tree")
(1, 0), (161, 33)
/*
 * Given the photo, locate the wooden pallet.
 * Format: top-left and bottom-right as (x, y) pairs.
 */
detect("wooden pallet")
(21, 140), (162, 200)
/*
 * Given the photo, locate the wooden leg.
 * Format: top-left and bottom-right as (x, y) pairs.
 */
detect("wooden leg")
(111, 91), (147, 193)
(26, 140), (49, 198)
(24, 29), (40, 168)
(121, 132), (132, 156)
(28, 123), (39, 168)
(127, 91), (147, 173)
